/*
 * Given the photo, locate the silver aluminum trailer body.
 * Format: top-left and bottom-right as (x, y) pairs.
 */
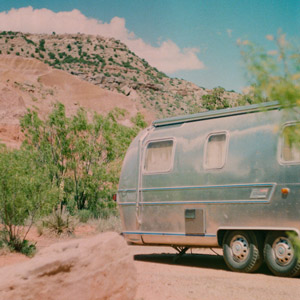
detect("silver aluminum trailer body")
(117, 102), (300, 276)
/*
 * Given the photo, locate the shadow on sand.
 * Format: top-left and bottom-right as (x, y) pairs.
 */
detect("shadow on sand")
(134, 252), (273, 276)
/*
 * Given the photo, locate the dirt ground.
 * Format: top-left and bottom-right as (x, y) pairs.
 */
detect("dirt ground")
(1, 227), (299, 300)
(132, 246), (300, 300)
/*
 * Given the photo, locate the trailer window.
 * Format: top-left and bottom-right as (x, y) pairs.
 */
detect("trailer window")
(144, 140), (174, 173)
(204, 133), (227, 169)
(281, 124), (300, 163)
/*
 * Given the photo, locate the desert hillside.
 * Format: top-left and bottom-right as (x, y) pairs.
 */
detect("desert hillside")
(0, 32), (245, 115)
(0, 31), (249, 147)
(0, 55), (153, 147)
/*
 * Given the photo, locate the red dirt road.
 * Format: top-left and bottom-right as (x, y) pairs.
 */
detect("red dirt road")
(131, 246), (300, 300)
(1, 229), (299, 300)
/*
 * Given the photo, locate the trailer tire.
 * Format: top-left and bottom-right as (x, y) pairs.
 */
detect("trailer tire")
(264, 231), (300, 277)
(223, 231), (263, 273)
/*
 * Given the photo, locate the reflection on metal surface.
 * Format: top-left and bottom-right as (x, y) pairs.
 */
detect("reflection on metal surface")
(118, 102), (300, 251)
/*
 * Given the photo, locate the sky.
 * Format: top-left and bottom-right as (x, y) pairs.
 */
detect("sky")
(0, 0), (298, 92)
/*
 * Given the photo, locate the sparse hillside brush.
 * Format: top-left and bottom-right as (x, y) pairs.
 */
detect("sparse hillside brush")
(202, 87), (230, 110)
(39, 39), (46, 52)
(48, 52), (56, 59)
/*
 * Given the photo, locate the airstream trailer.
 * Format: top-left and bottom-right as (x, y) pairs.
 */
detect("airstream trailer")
(117, 101), (300, 277)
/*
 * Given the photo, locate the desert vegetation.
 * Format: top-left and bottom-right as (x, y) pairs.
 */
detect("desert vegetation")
(0, 31), (245, 118)
(0, 103), (146, 255)
(240, 32), (300, 149)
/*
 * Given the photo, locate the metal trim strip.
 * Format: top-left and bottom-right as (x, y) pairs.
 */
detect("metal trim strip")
(118, 183), (276, 204)
(140, 182), (275, 192)
(139, 200), (269, 205)
(118, 189), (136, 192)
(122, 231), (216, 237)
(118, 200), (269, 205)
(118, 183), (275, 193)
(152, 101), (280, 127)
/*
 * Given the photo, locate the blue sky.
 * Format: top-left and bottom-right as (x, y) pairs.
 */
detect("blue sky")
(0, 0), (299, 92)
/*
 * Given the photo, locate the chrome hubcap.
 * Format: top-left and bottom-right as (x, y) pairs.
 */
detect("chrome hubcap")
(273, 237), (294, 266)
(230, 235), (249, 262)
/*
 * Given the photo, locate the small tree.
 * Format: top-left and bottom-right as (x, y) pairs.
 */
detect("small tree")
(239, 33), (300, 106)
(202, 87), (230, 110)
(0, 148), (58, 254)
(21, 103), (146, 216)
(239, 32), (300, 147)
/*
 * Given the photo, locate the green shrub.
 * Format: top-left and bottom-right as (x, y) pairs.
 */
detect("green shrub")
(78, 209), (92, 223)
(43, 206), (77, 235)
(22, 35), (36, 45)
(0, 148), (58, 253)
(21, 104), (145, 214)
(39, 39), (45, 51)
(48, 52), (56, 59)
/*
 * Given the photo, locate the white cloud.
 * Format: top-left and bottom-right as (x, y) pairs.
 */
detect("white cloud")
(0, 6), (204, 73)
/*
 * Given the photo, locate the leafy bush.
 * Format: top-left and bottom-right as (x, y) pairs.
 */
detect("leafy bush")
(58, 52), (66, 59)
(48, 52), (56, 59)
(39, 39), (46, 51)
(122, 61), (134, 69)
(240, 33), (300, 146)
(21, 103), (146, 215)
(77, 209), (92, 223)
(22, 35), (36, 45)
(0, 148), (58, 254)
(202, 87), (229, 110)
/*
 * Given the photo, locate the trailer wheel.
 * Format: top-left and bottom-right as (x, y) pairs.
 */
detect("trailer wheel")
(223, 231), (263, 273)
(264, 232), (300, 277)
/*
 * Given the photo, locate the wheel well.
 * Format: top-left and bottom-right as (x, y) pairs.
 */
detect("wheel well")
(217, 229), (300, 247)
(217, 230), (268, 247)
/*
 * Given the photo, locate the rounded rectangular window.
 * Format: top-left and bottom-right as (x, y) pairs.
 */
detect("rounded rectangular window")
(204, 133), (228, 169)
(281, 123), (300, 163)
(144, 140), (174, 173)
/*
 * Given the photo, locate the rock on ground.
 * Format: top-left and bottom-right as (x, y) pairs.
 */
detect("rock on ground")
(0, 232), (137, 300)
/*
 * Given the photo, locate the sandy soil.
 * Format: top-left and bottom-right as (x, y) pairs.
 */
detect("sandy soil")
(132, 246), (300, 300)
(1, 228), (299, 300)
